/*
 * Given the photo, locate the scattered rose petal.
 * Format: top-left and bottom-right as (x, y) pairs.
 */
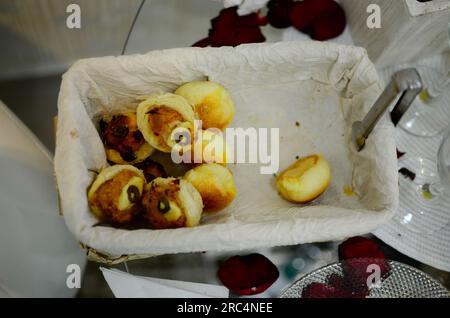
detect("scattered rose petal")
(302, 282), (338, 298)
(289, 0), (346, 41)
(328, 273), (368, 298)
(341, 258), (390, 295)
(311, 8), (346, 41)
(192, 37), (211, 47)
(338, 236), (385, 260)
(338, 237), (391, 296)
(267, 0), (294, 29)
(301, 238), (391, 298)
(301, 273), (369, 298)
(289, 0), (316, 33)
(399, 167), (416, 181)
(396, 148), (406, 159)
(193, 7), (266, 47)
(327, 273), (346, 290)
(302, 279), (360, 298)
(218, 253), (279, 295)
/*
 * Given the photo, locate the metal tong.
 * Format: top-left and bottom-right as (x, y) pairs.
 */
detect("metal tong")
(352, 68), (423, 151)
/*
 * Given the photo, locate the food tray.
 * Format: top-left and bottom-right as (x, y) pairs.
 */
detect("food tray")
(55, 41), (398, 261)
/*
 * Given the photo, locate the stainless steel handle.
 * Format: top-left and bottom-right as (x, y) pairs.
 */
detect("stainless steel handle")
(352, 68), (423, 151)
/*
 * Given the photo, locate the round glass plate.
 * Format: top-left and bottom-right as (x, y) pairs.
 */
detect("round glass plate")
(280, 260), (449, 298)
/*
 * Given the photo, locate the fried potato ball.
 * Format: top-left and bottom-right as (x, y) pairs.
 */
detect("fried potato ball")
(175, 81), (235, 130)
(276, 154), (331, 203)
(184, 163), (236, 212)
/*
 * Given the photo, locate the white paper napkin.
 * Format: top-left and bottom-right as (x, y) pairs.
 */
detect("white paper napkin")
(100, 267), (229, 298)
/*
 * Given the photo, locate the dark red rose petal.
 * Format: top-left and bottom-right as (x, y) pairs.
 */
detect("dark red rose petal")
(301, 278), (367, 298)
(327, 273), (368, 298)
(290, 0), (346, 40)
(210, 26), (265, 47)
(302, 238), (389, 299)
(194, 7), (266, 47)
(338, 237), (390, 296)
(192, 37), (211, 47)
(341, 258), (390, 296)
(303, 270), (368, 298)
(302, 282), (337, 298)
(327, 273), (346, 290)
(211, 7), (238, 29)
(290, 0), (340, 32)
(343, 258), (391, 280)
(210, 7), (266, 29)
(267, 0), (294, 29)
(307, 0), (341, 15)
(289, 1), (314, 33)
(311, 7), (346, 41)
(218, 253), (279, 295)
(338, 236), (385, 260)
(301, 281), (356, 298)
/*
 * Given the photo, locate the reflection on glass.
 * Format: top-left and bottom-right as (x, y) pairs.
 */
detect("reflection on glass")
(397, 65), (450, 137)
(396, 127), (450, 234)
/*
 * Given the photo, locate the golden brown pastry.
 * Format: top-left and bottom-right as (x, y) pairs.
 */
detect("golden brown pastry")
(141, 177), (203, 229)
(184, 163), (236, 213)
(99, 112), (154, 164)
(174, 81), (235, 130)
(136, 93), (196, 153)
(88, 165), (146, 224)
(276, 154), (331, 203)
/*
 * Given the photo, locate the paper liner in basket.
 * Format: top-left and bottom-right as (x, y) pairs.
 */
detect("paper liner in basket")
(80, 243), (156, 265)
(55, 41), (398, 260)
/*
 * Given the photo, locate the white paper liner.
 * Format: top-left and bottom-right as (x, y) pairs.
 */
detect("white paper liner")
(55, 41), (397, 257)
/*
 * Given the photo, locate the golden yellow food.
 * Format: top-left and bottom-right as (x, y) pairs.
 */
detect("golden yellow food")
(276, 154), (331, 203)
(191, 129), (230, 165)
(88, 165), (146, 224)
(137, 93), (196, 153)
(184, 163), (236, 213)
(174, 81), (235, 130)
(100, 112), (154, 164)
(141, 177), (203, 229)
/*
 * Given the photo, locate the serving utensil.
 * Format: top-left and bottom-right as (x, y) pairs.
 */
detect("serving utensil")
(352, 68), (423, 151)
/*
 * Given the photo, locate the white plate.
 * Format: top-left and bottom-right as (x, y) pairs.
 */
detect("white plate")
(374, 54), (450, 272)
(280, 259), (449, 298)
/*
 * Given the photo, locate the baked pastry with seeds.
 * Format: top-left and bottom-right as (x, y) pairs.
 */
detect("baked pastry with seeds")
(99, 112), (154, 164)
(141, 177), (203, 229)
(137, 93), (196, 153)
